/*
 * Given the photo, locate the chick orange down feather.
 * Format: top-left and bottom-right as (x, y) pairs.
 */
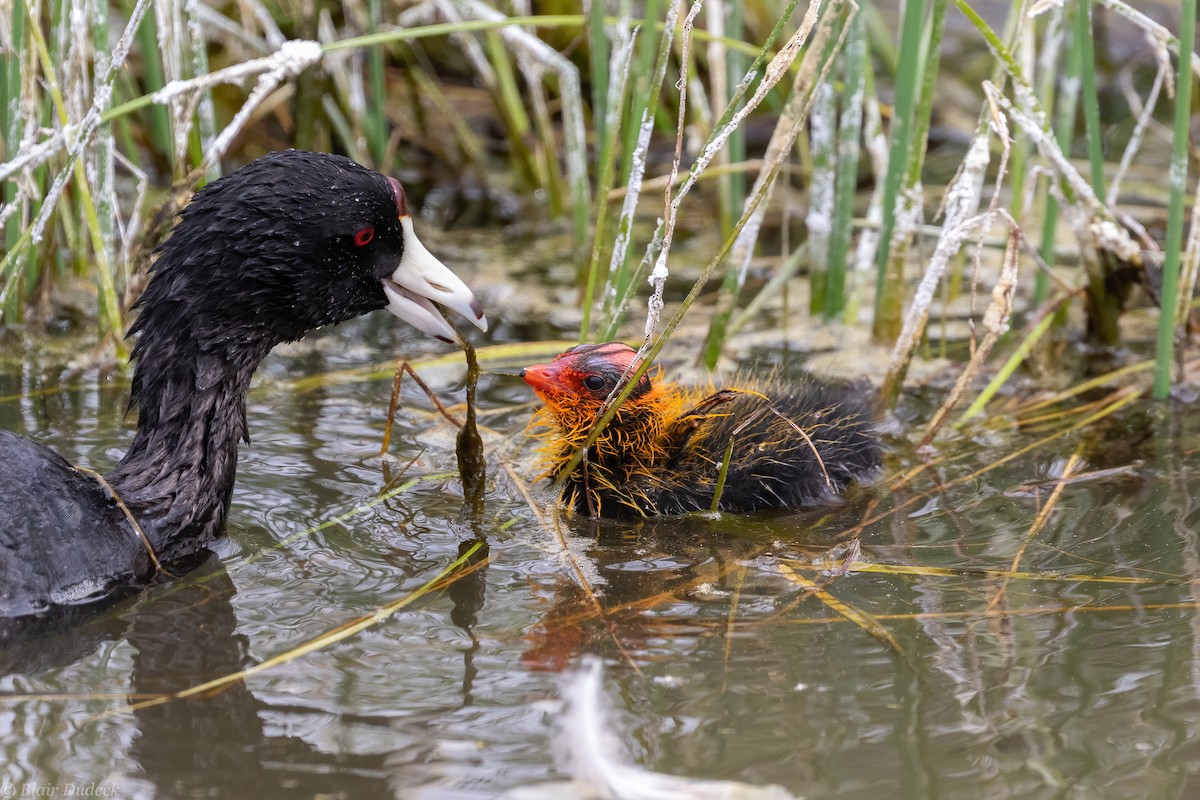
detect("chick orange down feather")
(521, 342), (881, 518)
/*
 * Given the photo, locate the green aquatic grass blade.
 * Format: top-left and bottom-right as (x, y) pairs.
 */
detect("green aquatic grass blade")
(1074, 0), (1106, 197)
(485, 29), (551, 207)
(603, 0), (673, 334)
(1, 0), (27, 319)
(1152, 0), (1195, 399)
(588, 0), (610, 153)
(1036, 11), (1082, 305)
(1073, 0), (1121, 344)
(580, 24), (637, 342)
(600, 0), (804, 341)
(721, 0), (747, 240)
(823, 10), (866, 320)
(807, 77), (837, 316)
(710, 433), (736, 513)
(366, 0), (389, 169)
(871, 0), (926, 341)
(698, 0), (831, 368)
(958, 305), (1058, 424)
(132, 0), (173, 165)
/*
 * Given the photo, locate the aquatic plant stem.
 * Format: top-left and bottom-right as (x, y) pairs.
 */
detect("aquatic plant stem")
(588, 0), (609, 153)
(1074, 0), (1106, 198)
(600, 1), (676, 337)
(872, 0), (926, 341)
(365, 0), (388, 168)
(18, 0), (125, 352)
(580, 25), (636, 342)
(1152, 0), (1196, 399)
(824, 10), (866, 319)
(986, 446), (1083, 612)
(700, 0), (843, 368)
(957, 295), (1067, 424)
(1035, 17), (1082, 305)
(603, 0), (809, 343)
(113, 541), (486, 715)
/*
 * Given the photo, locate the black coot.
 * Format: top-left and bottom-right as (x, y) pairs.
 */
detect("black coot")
(0, 150), (488, 621)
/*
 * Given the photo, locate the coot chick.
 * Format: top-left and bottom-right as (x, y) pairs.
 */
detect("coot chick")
(0, 150), (487, 621)
(522, 342), (880, 518)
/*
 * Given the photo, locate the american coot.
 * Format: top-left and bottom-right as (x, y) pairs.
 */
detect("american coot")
(522, 342), (881, 518)
(0, 150), (488, 621)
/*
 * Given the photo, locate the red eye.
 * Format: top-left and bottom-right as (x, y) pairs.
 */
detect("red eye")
(354, 226), (375, 247)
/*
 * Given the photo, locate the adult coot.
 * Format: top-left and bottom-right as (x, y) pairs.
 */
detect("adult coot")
(0, 150), (487, 621)
(522, 342), (880, 518)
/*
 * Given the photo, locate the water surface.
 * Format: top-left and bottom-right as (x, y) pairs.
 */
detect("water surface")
(2, 289), (1199, 800)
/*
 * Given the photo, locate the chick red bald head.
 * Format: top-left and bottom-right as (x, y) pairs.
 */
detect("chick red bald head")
(521, 342), (652, 410)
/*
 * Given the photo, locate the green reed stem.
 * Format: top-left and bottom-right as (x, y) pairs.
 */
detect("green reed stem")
(1035, 13), (1083, 305)
(871, 0), (925, 341)
(589, 0), (610, 153)
(580, 27), (636, 342)
(823, 10), (865, 319)
(1, 0), (26, 318)
(131, 1), (173, 164)
(874, 0), (946, 341)
(366, 0), (388, 168)
(603, 0), (674, 335)
(604, 0), (801, 343)
(1073, 0), (1120, 345)
(1075, 0), (1106, 197)
(1152, 0), (1195, 399)
(722, 1), (747, 240)
(808, 80), (837, 316)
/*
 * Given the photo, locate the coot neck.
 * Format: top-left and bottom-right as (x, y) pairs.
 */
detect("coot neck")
(105, 329), (276, 564)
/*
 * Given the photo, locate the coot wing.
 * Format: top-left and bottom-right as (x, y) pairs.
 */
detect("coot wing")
(0, 430), (147, 619)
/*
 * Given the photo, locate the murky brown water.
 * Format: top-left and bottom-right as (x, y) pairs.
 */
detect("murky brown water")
(3, 226), (1200, 799)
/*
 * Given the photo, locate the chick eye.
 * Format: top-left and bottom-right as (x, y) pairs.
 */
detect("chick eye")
(583, 375), (607, 392)
(353, 226), (375, 247)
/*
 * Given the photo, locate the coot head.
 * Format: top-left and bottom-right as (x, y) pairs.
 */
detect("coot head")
(134, 150), (487, 347)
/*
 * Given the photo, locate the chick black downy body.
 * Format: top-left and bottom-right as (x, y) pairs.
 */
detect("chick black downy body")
(522, 342), (880, 518)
